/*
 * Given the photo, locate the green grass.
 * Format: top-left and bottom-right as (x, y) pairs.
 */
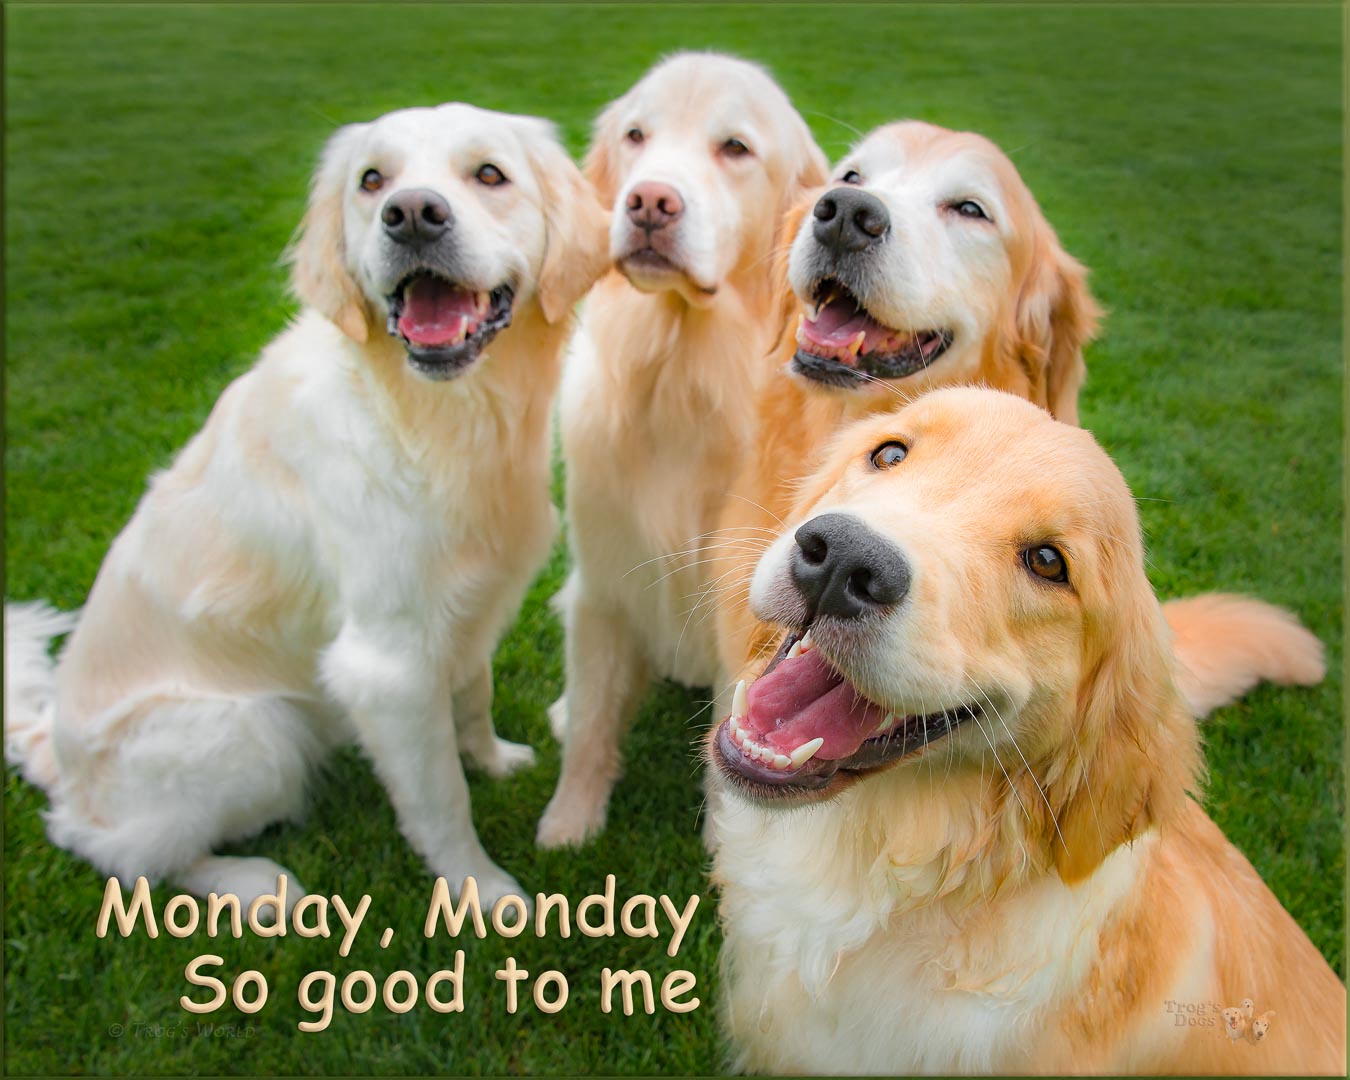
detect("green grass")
(4, 3), (1342, 1075)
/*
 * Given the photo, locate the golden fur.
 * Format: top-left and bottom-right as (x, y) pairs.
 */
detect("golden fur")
(537, 53), (828, 846)
(709, 388), (1344, 1074)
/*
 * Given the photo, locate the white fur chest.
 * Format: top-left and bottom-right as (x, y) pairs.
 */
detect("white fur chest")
(241, 320), (555, 665)
(714, 793), (1151, 1075)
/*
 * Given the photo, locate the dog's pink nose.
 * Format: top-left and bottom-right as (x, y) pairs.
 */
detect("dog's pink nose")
(626, 182), (684, 231)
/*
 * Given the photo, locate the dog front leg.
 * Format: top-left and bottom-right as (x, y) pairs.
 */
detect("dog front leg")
(321, 621), (524, 906)
(454, 661), (536, 778)
(536, 597), (649, 848)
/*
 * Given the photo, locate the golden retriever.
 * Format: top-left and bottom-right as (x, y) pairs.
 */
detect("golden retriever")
(708, 387), (1345, 1075)
(4, 103), (608, 908)
(536, 52), (828, 847)
(713, 121), (1323, 717)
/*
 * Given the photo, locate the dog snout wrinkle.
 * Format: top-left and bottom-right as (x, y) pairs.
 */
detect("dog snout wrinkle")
(812, 187), (890, 254)
(382, 188), (453, 246)
(790, 512), (910, 620)
(626, 181), (684, 232)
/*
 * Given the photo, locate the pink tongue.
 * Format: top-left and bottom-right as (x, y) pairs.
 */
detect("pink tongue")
(801, 297), (890, 354)
(745, 648), (889, 760)
(398, 279), (480, 346)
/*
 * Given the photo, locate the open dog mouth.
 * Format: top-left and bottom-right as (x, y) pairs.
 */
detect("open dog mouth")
(793, 279), (952, 387)
(385, 270), (514, 380)
(712, 629), (980, 803)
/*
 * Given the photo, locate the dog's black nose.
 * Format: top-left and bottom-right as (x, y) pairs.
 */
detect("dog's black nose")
(790, 512), (910, 620)
(381, 188), (453, 245)
(812, 188), (890, 254)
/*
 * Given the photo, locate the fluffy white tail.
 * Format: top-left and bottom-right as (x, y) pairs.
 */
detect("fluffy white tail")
(4, 601), (78, 790)
(1163, 593), (1325, 718)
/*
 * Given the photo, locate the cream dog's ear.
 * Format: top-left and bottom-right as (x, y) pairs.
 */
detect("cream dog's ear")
(765, 194), (819, 357)
(581, 93), (627, 210)
(522, 119), (611, 324)
(1051, 572), (1201, 885)
(288, 123), (373, 343)
(1012, 227), (1101, 426)
(763, 123), (829, 352)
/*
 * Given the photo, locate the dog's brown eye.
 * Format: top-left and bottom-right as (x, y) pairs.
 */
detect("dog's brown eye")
(949, 199), (990, 222)
(360, 169), (384, 193)
(869, 441), (908, 469)
(625, 127), (644, 145)
(476, 163), (508, 187)
(840, 169), (862, 185)
(721, 137), (751, 157)
(1024, 545), (1068, 584)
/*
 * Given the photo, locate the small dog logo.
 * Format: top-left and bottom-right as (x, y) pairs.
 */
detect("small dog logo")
(1250, 1010), (1276, 1044)
(1223, 995), (1274, 1047)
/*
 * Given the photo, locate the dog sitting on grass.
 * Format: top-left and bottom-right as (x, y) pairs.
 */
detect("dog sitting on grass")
(5, 103), (608, 908)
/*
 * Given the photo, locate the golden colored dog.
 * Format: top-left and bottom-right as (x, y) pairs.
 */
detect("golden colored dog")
(538, 52), (827, 847)
(709, 388), (1344, 1075)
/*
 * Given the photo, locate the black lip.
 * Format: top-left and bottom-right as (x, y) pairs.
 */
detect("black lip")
(385, 273), (514, 381)
(621, 248), (681, 273)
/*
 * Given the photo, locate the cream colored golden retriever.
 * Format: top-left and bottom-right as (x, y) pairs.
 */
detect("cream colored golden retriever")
(4, 104), (607, 907)
(536, 52), (828, 847)
(714, 121), (1323, 718)
(709, 387), (1344, 1075)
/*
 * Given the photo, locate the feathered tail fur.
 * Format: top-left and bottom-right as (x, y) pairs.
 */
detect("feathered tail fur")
(1163, 593), (1325, 717)
(4, 601), (78, 790)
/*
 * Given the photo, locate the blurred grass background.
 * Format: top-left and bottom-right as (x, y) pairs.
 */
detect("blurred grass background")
(4, 3), (1342, 1074)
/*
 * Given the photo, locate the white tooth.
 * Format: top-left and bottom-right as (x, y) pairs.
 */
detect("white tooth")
(476, 291), (489, 316)
(788, 737), (825, 769)
(456, 314), (469, 341)
(800, 630), (814, 652)
(733, 726), (747, 747)
(846, 330), (866, 358)
(757, 745), (775, 764)
(795, 313), (807, 344)
(786, 640), (803, 659)
(732, 680), (748, 720)
(772, 754), (791, 770)
(875, 713), (896, 734)
(740, 737), (756, 758)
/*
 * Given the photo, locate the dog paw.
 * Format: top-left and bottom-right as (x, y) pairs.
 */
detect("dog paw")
(471, 869), (532, 913)
(536, 794), (605, 849)
(477, 736), (536, 779)
(547, 695), (568, 742)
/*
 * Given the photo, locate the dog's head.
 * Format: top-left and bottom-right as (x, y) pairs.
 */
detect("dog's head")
(1223, 1008), (1245, 1032)
(786, 122), (1099, 423)
(1250, 1011), (1275, 1042)
(710, 387), (1199, 885)
(290, 103), (608, 381)
(584, 52), (827, 304)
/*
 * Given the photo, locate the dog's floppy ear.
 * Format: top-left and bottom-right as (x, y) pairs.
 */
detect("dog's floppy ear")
(1051, 578), (1201, 885)
(521, 119), (611, 324)
(288, 123), (372, 344)
(582, 95), (626, 209)
(764, 126), (828, 355)
(1012, 226), (1101, 426)
(766, 195), (819, 357)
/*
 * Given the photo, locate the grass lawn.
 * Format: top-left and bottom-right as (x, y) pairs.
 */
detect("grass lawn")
(4, 3), (1342, 1075)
